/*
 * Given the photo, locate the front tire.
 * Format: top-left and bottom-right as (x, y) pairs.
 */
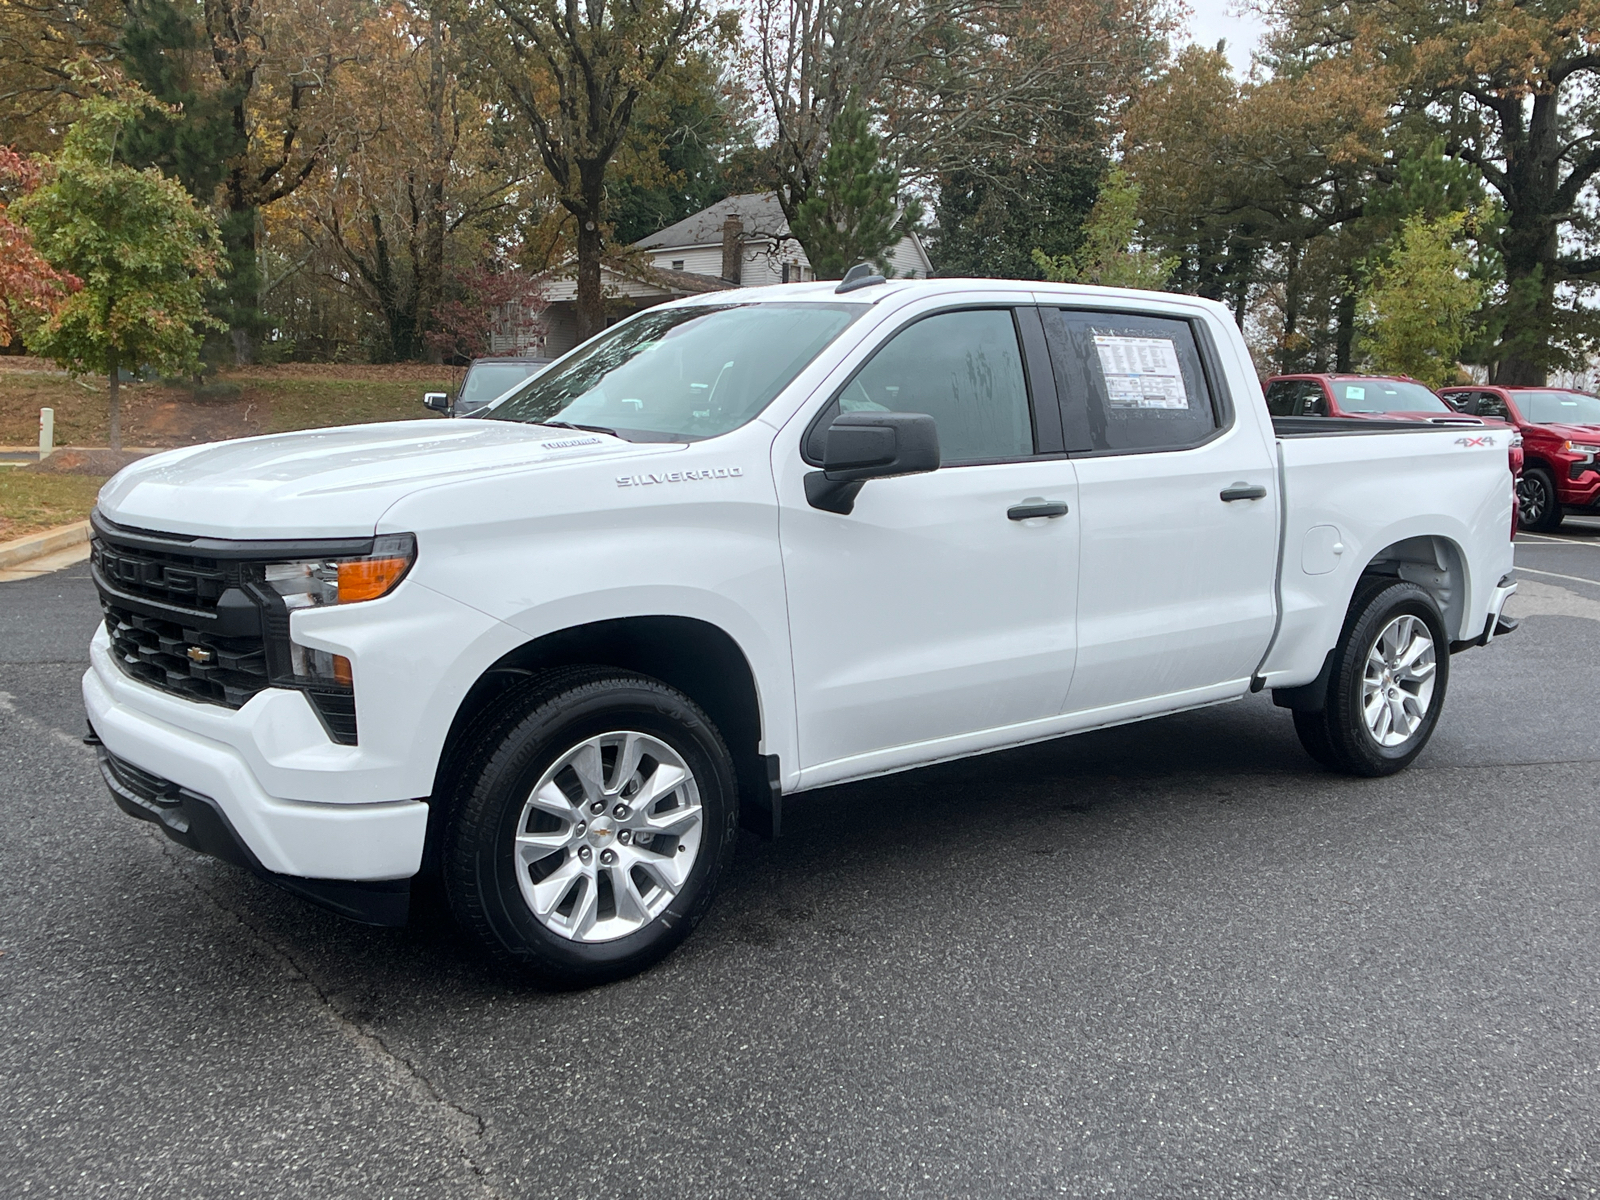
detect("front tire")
(1518, 466), (1563, 531)
(443, 669), (738, 985)
(1292, 578), (1449, 777)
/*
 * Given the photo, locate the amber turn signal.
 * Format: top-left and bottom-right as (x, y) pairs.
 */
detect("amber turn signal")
(332, 655), (353, 686)
(337, 557), (410, 603)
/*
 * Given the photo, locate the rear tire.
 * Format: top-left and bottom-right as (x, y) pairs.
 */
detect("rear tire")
(442, 668), (738, 986)
(1518, 466), (1563, 531)
(1291, 578), (1449, 777)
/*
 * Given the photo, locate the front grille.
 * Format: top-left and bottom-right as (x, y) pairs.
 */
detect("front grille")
(91, 513), (362, 744)
(91, 537), (228, 611)
(103, 602), (269, 707)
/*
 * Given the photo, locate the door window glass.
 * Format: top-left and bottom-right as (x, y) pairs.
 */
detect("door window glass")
(1477, 392), (1511, 420)
(1264, 381), (1297, 417)
(809, 308), (1034, 464)
(1046, 310), (1220, 452)
(1260, 387), (1299, 425)
(1299, 383), (1329, 416)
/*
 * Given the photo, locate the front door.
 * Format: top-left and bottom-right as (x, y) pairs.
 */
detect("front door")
(1040, 306), (1280, 715)
(777, 304), (1080, 779)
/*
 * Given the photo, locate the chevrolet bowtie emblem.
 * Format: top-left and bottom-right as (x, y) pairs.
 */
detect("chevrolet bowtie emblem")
(186, 646), (214, 664)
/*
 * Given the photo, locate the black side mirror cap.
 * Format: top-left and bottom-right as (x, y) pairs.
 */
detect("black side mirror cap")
(423, 391), (451, 414)
(805, 411), (940, 514)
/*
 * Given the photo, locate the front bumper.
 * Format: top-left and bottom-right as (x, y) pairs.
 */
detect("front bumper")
(94, 741), (411, 925)
(84, 655), (429, 886)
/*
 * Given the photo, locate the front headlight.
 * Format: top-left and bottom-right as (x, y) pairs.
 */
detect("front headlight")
(263, 533), (416, 608)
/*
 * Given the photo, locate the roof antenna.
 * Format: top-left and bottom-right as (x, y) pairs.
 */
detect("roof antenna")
(835, 262), (886, 294)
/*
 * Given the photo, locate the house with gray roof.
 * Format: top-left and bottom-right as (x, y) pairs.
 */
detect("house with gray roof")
(538, 192), (931, 356)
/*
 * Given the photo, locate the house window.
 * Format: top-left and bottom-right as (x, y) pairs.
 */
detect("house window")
(782, 263), (790, 283)
(670, 259), (684, 271)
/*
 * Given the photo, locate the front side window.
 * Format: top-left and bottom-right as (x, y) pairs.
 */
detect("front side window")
(1512, 390), (1600, 424)
(1335, 379), (1449, 413)
(484, 302), (865, 441)
(1045, 310), (1221, 452)
(807, 308), (1035, 464)
(1476, 392), (1511, 420)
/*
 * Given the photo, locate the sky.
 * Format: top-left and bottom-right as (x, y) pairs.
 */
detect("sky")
(1182, 0), (1271, 76)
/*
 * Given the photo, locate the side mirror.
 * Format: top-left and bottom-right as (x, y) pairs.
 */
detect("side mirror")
(805, 411), (940, 514)
(423, 392), (451, 414)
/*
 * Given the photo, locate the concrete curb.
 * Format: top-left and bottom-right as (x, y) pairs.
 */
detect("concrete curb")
(0, 520), (91, 570)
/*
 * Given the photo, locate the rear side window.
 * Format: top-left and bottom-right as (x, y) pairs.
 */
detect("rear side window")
(1044, 310), (1220, 452)
(806, 308), (1035, 464)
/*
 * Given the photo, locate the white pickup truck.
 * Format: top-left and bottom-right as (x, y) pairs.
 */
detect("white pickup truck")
(84, 277), (1518, 984)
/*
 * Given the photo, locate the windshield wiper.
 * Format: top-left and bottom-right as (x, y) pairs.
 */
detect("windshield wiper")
(541, 420), (621, 438)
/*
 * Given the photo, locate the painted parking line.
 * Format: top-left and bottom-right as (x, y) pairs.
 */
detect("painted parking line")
(1519, 534), (1600, 548)
(1515, 566), (1600, 587)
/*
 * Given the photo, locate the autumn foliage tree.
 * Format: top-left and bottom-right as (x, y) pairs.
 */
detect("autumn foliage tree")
(14, 83), (224, 449)
(0, 147), (80, 349)
(469, 0), (737, 341)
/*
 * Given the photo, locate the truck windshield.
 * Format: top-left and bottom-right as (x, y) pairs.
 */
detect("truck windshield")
(482, 302), (866, 441)
(1514, 390), (1600, 424)
(1336, 379), (1450, 413)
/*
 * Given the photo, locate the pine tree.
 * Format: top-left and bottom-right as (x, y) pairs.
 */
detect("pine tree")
(789, 106), (920, 279)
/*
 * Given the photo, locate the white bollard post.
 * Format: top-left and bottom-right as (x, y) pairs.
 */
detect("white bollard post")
(38, 407), (54, 461)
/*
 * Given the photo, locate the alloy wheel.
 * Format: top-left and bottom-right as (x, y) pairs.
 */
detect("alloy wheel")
(513, 731), (703, 942)
(1517, 475), (1548, 525)
(1361, 614), (1437, 747)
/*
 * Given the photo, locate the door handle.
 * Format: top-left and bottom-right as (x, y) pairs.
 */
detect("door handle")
(1007, 499), (1070, 521)
(1219, 483), (1267, 502)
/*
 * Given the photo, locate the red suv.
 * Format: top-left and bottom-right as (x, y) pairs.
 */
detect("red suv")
(1440, 385), (1600, 531)
(1265, 373), (1490, 424)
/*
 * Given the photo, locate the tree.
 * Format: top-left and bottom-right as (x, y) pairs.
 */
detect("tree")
(280, 1), (539, 361)
(930, 130), (1103, 280)
(754, 0), (1166, 228)
(1266, 0), (1600, 383)
(1358, 212), (1485, 388)
(117, 0), (364, 362)
(14, 82), (224, 450)
(1032, 167), (1176, 290)
(468, 0), (735, 341)
(607, 53), (755, 245)
(0, 147), (80, 348)
(788, 105), (919, 277)
(1124, 45), (1392, 370)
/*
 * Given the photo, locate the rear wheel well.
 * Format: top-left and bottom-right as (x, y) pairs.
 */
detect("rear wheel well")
(1358, 535), (1466, 640)
(424, 618), (767, 869)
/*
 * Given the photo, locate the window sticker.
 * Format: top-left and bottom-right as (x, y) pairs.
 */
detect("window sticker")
(1092, 335), (1189, 410)
(1344, 385), (1365, 400)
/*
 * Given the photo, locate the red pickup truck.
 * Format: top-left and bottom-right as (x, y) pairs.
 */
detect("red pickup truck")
(1265, 373), (1489, 424)
(1440, 385), (1600, 531)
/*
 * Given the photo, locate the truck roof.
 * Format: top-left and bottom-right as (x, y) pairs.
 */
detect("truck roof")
(673, 277), (1234, 317)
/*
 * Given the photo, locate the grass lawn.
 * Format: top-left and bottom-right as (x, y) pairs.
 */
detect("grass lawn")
(0, 360), (452, 448)
(0, 359), (455, 538)
(0, 471), (106, 540)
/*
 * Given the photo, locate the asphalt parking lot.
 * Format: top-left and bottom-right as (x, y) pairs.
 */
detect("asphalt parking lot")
(4, 527), (1600, 1199)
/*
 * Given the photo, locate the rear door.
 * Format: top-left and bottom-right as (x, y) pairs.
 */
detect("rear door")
(1039, 306), (1279, 715)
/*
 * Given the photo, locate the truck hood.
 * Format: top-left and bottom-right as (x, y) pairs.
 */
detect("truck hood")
(97, 420), (683, 538)
(1532, 422), (1600, 443)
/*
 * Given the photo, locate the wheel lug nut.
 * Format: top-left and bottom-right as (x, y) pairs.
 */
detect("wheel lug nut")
(577, 845), (592, 863)
(589, 800), (605, 815)
(575, 821), (587, 836)
(613, 803), (630, 818)
(600, 848), (616, 865)
(618, 830), (632, 845)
